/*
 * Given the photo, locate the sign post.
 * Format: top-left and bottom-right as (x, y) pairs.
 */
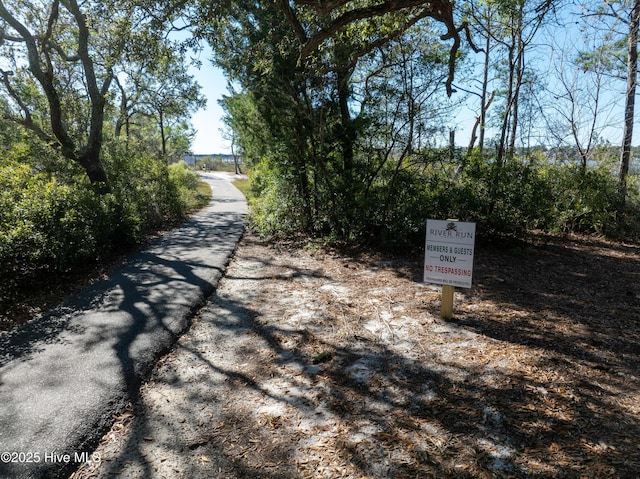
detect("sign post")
(441, 285), (454, 319)
(424, 219), (476, 319)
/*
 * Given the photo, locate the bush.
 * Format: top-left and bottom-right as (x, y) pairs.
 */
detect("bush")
(168, 161), (203, 213)
(246, 144), (638, 249)
(101, 145), (205, 244)
(0, 148), (206, 307)
(544, 163), (620, 235)
(0, 161), (100, 296)
(450, 154), (557, 238)
(246, 157), (307, 237)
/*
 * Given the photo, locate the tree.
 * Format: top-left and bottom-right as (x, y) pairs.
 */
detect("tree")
(219, 99), (243, 175)
(577, 0), (640, 211)
(542, 24), (619, 169)
(201, 0), (463, 238)
(619, 0), (640, 210)
(0, 0), (125, 185)
(137, 48), (205, 159)
(0, 0), (201, 185)
(464, 0), (500, 153)
(491, 0), (551, 164)
(200, 0), (322, 230)
(283, 0), (465, 96)
(353, 26), (454, 226)
(459, 0), (556, 217)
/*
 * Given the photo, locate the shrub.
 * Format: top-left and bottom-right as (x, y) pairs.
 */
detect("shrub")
(0, 161), (100, 297)
(1, 148), (205, 308)
(246, 144), (637, 248)
(168, 161), (203, 213)
(101, 145), (203, 244)
(544, 163), (620, 235)
(246, 157), (306, 237)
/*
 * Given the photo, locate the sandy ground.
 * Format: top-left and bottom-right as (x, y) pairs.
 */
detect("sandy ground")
(71, 232), (640, 479)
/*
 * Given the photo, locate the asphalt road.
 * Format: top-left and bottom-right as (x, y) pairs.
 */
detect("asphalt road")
(0, 173), (247, 479)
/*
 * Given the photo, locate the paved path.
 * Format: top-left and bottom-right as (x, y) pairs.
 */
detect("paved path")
(0, 173), (246, 479)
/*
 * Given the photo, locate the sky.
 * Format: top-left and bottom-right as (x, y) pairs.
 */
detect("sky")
(187, 47), (232, 155)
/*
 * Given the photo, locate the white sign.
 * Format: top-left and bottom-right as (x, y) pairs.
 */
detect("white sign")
(424, 219), (476, 288)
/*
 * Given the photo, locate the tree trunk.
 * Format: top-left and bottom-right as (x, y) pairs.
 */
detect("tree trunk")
(449, 130), (455, 162)
(479, 30), (491, 152)
(79, 149), (109, 185)
(231, 137), (242, 174)
(468, 91), (495, 152)
(337, 69), (355, 174)
(0, 0), (112, 187)
(508, 45), (523, 154)
(508, 11), (524, 155)
(495, 40), (515, 171)
(159, 108), (167, 158)
(618, 0), (640, 214)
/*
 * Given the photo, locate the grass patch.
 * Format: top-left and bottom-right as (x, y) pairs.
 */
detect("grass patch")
(194, 179), (212, 209)
(232, 178), (251, 199)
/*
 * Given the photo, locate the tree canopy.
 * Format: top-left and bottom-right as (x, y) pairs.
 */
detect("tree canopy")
(0, 0), (208, 303)
(0, 0), (203, 185)
(192, 0), (640, 242)
(1, 0), (639, 245)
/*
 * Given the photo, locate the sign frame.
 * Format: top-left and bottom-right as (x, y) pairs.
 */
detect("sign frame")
(424, 219), (476, 289)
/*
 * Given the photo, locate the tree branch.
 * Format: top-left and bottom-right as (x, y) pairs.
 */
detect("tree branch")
(299, 0), (447, 58)
(331, 7), (432, 75)
(0, 1), (47, 82)
(279, 0), (308, 44)
(295, 0), (347, 16)
(0, 0), (76, 156)
(49, 41), (82, 62)
(293, 0), (462, 96)
(0, 27), (24, 42)
(0, 69), (55, 144)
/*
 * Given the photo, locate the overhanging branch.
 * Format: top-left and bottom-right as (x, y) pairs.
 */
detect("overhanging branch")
(289, 0), (463, 96)
(0, 69), (55, 144)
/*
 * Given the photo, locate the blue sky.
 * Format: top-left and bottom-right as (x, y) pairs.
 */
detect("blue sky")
(188, 47), (232, 155)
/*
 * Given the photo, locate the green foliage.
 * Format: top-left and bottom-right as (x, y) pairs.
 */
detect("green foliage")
(245, 144), (637, 247)
(544, 163), (621, 235)
(100, 143), (208, 244)
(168, 161), (206, 212)
(205, 0), (639, 249)
(0, 160), (101, 298)
(246, 158), (306, 237)
(451, 153), (557, 237)
(0, 147), (205, 305)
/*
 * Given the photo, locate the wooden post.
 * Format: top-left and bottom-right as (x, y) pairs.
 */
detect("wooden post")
(441, 216), (457, 319)
(441, 285), (454, 319)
